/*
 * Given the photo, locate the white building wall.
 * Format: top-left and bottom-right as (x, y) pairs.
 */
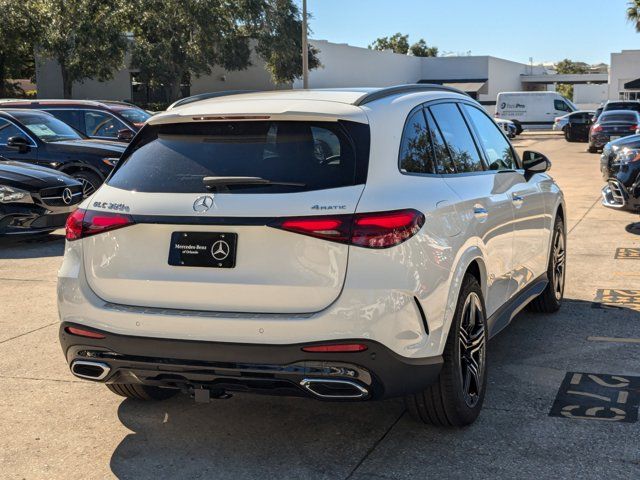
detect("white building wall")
(609, 50), (640, 100)
(294, 40), (422, 88)
(574, 84), (608, 109)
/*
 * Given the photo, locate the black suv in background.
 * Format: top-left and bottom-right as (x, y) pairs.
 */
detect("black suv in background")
(601, 134), (640, 212)
(0, 100), (151, 142)
(602, 100), (640, 115)
(0, 110), (125, 196)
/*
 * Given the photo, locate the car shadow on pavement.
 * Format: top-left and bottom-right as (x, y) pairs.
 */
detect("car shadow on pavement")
(108, 298), (640, 479)
(110, 393), (404, 479)
(0, 233), (65, 258)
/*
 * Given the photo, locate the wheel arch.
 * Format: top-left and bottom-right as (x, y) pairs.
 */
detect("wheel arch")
(437, 248), (488, 355)
(58, 162), (105, 180)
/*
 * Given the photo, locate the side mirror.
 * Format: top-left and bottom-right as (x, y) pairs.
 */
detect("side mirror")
(523, 150), (551, 180)
(117, 129), (134, 142)
(7, 136), (30, 153)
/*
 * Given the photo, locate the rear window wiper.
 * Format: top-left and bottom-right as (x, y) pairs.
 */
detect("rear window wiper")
(202, 176), (306, 189)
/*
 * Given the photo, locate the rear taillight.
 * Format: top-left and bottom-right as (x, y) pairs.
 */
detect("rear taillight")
(591, 124), (602, 133)
(270, 209), (425, 249)
(631, 125), (639, 131)
(64, 326), (106, 339)
(65, 209), (135, 241)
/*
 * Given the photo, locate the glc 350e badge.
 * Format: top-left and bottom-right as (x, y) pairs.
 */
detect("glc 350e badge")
(193, 195), (214, 213)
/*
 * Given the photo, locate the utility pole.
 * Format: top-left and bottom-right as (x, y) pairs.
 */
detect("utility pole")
(302, 0), (309, 89)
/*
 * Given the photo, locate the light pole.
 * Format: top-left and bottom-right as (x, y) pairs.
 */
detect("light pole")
(302, 0), (309, 89)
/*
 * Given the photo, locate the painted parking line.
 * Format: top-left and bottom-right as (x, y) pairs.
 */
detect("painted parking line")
(587, 336), (640, 344)
(615, 248), (640, 259)
(549, 372), (640, 423)
(592, 289), (640, 312)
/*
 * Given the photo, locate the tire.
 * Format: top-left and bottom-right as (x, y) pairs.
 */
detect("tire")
(511, 119), (523, 135)
(72, 170), (102, 198)
(587, 146), (598, 154)
(529, 216), (565, 313)
(405, 275), (488, 427)
(564, 129), (574, 142)
(106, 383), (179, 401)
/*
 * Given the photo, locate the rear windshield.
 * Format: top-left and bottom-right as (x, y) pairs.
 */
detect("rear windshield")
(605, 103), (640, 113)
(600, 112), (637, 123)
(108, 121), (369, 193)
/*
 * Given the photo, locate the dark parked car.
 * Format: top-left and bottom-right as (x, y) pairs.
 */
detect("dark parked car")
(0, 109), (125, 196)
(0, 100), (151, 142)
(602, 100), (640, 115)
(588, 110), (640, 153)
(593, 106), (604, 122)
(0, 158), (83, 235)
(563, 111), (595, 142)
(601, 134), (640, 211)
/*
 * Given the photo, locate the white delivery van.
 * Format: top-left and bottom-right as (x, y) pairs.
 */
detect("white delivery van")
(495, 92), (577, 132)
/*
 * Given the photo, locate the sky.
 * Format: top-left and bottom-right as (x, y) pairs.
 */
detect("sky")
(306, 0), (639, 65)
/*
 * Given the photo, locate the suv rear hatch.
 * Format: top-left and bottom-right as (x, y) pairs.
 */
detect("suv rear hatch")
(81, 118), (370, 313)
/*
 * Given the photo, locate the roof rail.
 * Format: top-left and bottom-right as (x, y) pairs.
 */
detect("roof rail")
(167, 90), (256, 110)
(352, 84), (469, 106)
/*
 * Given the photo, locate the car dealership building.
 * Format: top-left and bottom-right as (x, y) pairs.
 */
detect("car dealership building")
(35, 41), (638, 110)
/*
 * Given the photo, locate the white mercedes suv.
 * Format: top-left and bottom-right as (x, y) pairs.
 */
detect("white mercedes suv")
(58, 85), (566, 426)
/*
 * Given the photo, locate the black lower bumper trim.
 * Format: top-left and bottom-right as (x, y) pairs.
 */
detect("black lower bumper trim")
(60, 322), (443, 400)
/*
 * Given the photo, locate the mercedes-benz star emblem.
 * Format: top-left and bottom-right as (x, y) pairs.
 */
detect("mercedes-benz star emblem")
(193, 195), (214, 212)
(211, 240), (230, 261)
(62, 188), (73, 205)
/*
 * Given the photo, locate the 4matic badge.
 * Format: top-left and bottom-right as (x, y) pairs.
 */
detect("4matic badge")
(311, 204), (347, 211)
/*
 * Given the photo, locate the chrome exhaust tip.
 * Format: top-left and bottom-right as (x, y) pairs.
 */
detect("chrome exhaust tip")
(70, 360), (111, 381)
(300, 378), (369, 399)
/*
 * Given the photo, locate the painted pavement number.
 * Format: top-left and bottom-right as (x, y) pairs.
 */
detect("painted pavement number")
(592, 289), (640, 311)
(615, 248), (640, 259)
(549, 372), (640, 423)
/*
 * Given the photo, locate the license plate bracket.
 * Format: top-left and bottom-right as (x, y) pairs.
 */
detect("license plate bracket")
(168, 232), (237, 268)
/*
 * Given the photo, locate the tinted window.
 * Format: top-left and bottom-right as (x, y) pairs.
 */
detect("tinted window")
(554, 100), (572, 112)
(429, 103), (483, 173)
(399, 109), (435, 174)
(600, 112), (637, 123)
(425, 110), (456, 174)
(605, 102), (640, 113)
(108, 121), (363, 194)
(0, 119), (23, 144)
(463, 105), (517, 171)
(84, 111), (127, 138)
(11, 112), (83, 142)
(46, 110), (83, 131)
(118, 108), (151, 124)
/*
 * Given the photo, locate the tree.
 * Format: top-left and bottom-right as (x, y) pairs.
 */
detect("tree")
(129, 0), (319, 103)
(627, 0), (640, 31)
(409, 39), (438, 58)
(555, 59), (589, 100)
(369, 33), (410, 55)
(37, 0), (129, 98)
(0, 0), (40, 97)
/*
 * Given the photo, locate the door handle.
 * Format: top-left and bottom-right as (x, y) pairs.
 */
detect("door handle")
(473, 205), (489, 222)
(512, 193), (524, 207)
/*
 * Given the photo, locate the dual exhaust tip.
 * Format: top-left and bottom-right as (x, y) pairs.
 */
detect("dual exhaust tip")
(70, 360), (110, 381)
(300, 378), (369, 399)
(69, 361), (370, 400)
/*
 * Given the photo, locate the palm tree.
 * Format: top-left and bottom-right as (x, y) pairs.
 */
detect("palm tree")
(628, 1), (640, 32)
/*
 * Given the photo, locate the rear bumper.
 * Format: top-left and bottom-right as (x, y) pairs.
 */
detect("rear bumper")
(60, 322), (443, 400)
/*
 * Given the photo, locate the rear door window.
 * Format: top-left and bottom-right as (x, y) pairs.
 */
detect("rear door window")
(108, 121), (367, 194)
(428, 103), (484, 173)
(399, 109), (435, 174)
